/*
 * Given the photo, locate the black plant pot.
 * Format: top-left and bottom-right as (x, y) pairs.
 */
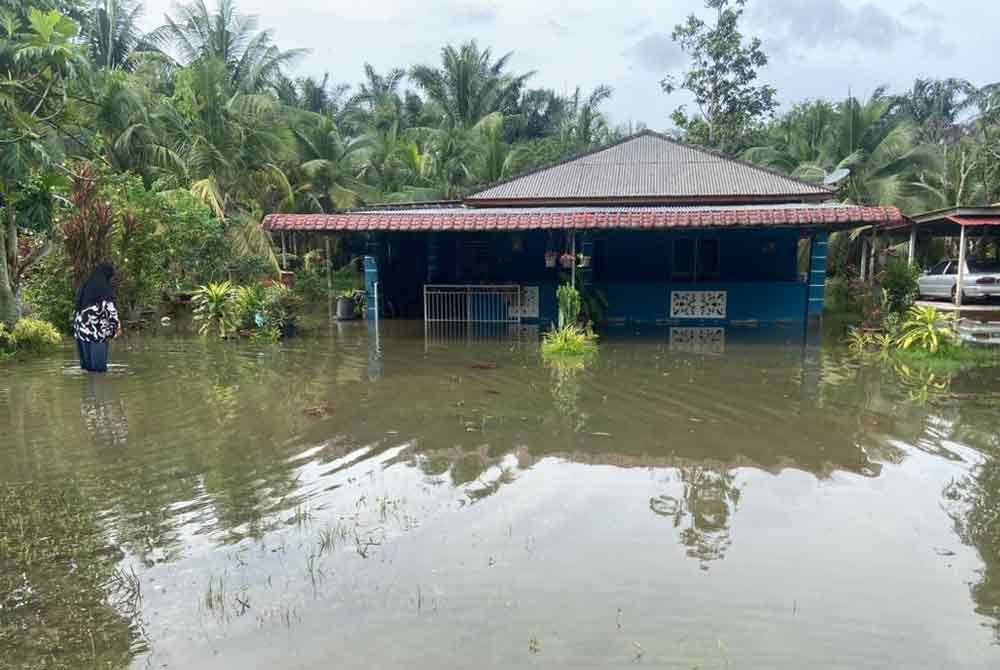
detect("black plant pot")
(336, 297), (358, 320)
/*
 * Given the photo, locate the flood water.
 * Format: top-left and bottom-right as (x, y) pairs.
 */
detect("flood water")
(2, 321), (1000, 669)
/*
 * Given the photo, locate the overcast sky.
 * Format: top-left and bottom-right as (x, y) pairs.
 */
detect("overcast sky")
(140, 0), (999, 129)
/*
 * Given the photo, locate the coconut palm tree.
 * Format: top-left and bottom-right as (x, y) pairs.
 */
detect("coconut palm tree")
(893, 78), (976, 144)
(149, 0), (306, 93)
(562, 85), (614, 146)
(159, 58), (295, 216)
(741, 100), (839, 182)
(292, 114), (366, 211)
(410, 41), (533, 130)
(86, 0), (155, 71)
(743, 90), (936, 206)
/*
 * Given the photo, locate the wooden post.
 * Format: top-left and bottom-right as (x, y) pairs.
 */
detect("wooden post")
(955, 224), (967, 307)
(868, 231), (877, 282)
(325, 236), (332, 297)
(907, 226), (917, 266)
(280, 232), (287, 270)
(860, 238), (869, 282)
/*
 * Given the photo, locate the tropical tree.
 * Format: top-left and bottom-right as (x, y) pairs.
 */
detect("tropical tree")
(740, 100), (839, 182)
(410, 40), (533, 130)
(562, 85), (614, 146)
(0, 7), (87, 325)
(662, 0), (777, 151)
(150, 0), (306, 93)
(85, 0), (152, 71)
(292, 114), (365, 211)
(160, 57), (295, 216)
(893, 78), (975, 144)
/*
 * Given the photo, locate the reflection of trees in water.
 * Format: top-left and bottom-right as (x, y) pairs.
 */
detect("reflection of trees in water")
(546, 356), (591, 433)
(940, 394), (1000, 643)
(944, 456), (1000, 641)
(0, 481), (142, 669)
(650, 465), (741, 568)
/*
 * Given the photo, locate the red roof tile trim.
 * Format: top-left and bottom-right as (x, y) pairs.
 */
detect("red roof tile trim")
(948, 216), (1000, 227)
(262, 206), (905, 233)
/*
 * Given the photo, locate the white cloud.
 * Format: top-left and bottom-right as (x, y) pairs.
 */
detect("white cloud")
(139, 0), (1000, 128)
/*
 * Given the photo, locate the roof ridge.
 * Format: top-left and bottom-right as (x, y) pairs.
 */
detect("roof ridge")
(464, 129), (833, 203)
(463, 131), (651, 203)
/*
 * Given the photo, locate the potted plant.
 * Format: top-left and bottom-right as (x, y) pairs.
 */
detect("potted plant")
(336, 289), (363, 320)
(544, 251), (558, 268)
(559, 253), (575, 269)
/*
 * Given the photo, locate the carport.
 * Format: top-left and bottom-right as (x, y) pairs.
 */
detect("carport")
(879, 206), (1000, 307)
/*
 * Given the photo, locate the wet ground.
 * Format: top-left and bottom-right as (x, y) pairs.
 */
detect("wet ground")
(2, 321), (1000, 668)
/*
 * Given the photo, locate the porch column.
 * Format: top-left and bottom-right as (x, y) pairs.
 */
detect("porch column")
(868, 230), (877, 282)
(907, 226), (917, 266)
(280, 232), (288, 270)
(860, 237), (869, 282)
(807, 232), (829, 322)
(955, 224), (967, 307)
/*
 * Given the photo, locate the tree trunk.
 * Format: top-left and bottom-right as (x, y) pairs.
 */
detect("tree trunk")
(0, 206), (18, 326)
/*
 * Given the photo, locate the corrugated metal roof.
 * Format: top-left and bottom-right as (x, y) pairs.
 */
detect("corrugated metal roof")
(262, 205), (904, 233)
(465, 130), (833, 204)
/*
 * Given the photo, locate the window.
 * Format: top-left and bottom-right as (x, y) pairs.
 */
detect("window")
(697, 239), (720, 280)
(944, 262), (957, 276)
(672, 238), (720, 282)
(672, 239), (695, 281)
(928, 261), (948, 275)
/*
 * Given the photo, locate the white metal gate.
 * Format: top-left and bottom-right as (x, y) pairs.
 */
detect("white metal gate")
(423, 285), (522, 324)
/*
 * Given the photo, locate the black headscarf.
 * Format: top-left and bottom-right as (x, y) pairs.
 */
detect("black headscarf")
(76, 263), (116, 311)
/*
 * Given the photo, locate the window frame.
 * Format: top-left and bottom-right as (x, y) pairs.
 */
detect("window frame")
(672, 237), (721, 283)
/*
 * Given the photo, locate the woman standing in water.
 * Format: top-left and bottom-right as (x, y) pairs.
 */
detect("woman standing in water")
(73, 263), (120, 373)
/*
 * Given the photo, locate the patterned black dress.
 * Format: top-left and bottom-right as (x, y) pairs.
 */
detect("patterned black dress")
(74, 300), (119, 372)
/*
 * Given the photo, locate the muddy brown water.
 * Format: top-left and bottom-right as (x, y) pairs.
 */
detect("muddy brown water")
(2, 321), (1000, 668)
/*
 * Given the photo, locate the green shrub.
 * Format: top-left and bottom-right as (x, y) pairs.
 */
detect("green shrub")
(294, 266), (328, 302)
(23, 253), (77, 335)
(541, 324), (598, 358)
(11, 318), (63, 354)
(233, 283), (268, 330)
(824, 276), (854, 314)
(192, 282), (237, 337)
(0, 323), (14, 353)
(230, 255), (274, 285)
(897, 305), (956, 354)
(262, 284), (301, 335)
(882, 257), (920, 315)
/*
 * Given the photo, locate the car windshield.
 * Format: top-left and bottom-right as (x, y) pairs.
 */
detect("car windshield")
(968, 260), (1000, 273)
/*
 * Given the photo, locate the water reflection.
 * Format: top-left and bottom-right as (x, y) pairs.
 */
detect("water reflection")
(81, 376), (129, 446)
(2, 322), (1000, 667)
(651, 465), (741, 568)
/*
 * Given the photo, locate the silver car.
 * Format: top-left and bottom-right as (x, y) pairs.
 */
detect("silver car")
(918, 259), (1000, 301)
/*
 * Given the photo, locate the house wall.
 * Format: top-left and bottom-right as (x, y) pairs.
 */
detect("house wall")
(368, 229), (823, 325)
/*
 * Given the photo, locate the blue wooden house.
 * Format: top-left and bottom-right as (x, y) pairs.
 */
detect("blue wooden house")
(264, 131), (902, 329)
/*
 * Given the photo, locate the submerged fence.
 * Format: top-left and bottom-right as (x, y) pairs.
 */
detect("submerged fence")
(423, 285), (522, 324)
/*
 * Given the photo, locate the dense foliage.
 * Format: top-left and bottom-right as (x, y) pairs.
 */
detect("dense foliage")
(1, 0), (623, 327)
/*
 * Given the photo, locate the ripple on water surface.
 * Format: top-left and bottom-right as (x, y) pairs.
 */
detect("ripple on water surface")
(2, 323), (1000, 669)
